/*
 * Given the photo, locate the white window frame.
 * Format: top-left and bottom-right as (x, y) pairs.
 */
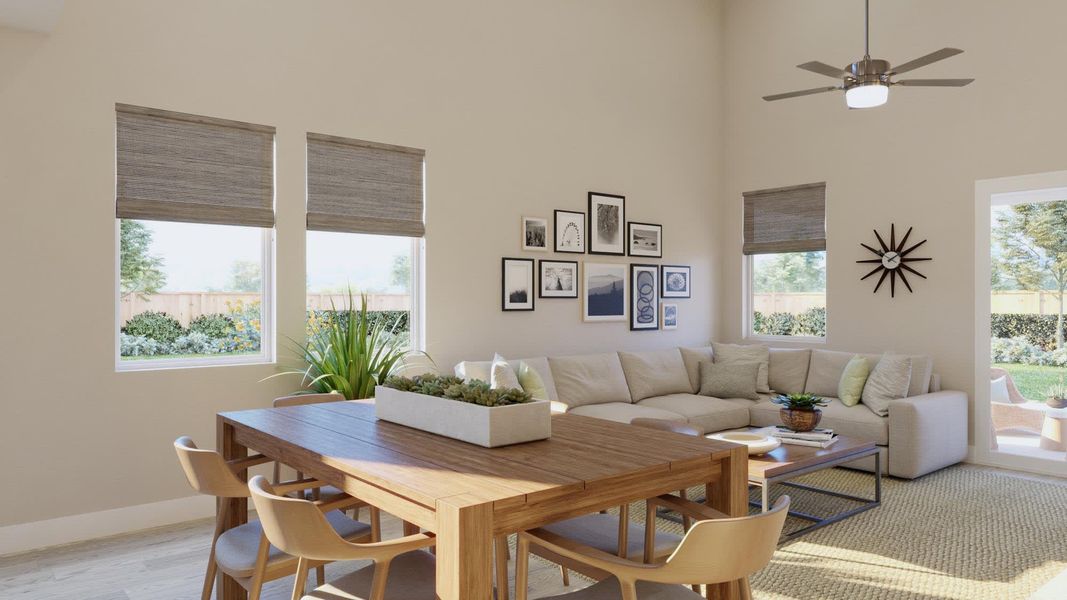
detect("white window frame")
(742, 253), (827, 344)
(114, 222), (276, 372)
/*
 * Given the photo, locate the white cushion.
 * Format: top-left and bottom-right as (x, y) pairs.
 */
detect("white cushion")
(861, 354), (913, 417)
(638, 394), (751, 433)
(990, 376), (1011, 405)
(712, 342), (771, 393)
(749, 397), (889, 445)
(679, 346), (714, 393)
(805, 349), (932, 398)
(549, 353), (632, 408)
(618, 349), (692, 402)
(304, 549), (436, 599)
(455, 356), (558, 401)
(568, 402), (685, 424)
(490, 354), (521, 390)
(216, 511), (370, 578)
(768, 348), (811, 395)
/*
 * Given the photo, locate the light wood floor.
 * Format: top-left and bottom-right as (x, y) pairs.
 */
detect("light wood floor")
(0, 511), (579, 600)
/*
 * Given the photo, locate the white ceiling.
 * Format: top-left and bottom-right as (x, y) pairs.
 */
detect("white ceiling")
(0, 0), (64, 33)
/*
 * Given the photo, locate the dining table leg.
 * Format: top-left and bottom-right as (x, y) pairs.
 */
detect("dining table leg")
(705, 446), (749, 600)
(436, 493), (494, 600)
(217, 417), (249, 600)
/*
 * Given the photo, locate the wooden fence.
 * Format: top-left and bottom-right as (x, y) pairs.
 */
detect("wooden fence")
(753, 291), (1064, 315)
(120, 292), (410, 326)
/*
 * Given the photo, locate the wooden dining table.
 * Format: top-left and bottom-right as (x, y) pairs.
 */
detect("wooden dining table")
(216, 400), (748, 600)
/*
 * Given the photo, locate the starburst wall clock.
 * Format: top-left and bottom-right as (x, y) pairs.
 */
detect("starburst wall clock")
(858, 224), (931, 297)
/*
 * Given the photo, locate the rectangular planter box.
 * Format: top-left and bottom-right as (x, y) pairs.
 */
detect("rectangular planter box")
(374, 386), (552, 448)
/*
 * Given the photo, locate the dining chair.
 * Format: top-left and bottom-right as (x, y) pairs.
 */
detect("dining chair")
(516, 495), (790, 600)
(248, 475), (439, 600)
(174, 437), (373, 600)
(534, 419), (705, 587)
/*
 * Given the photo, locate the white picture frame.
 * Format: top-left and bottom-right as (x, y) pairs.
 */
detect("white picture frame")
(522, 216), (549, 251)
(582, 262), (627, 322)
(661, 302), (678, 330)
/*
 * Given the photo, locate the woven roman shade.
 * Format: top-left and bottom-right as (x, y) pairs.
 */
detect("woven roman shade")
(743, 182), (826, 255)
(306, 133), (425, 237)
(115, 104), (275, 228)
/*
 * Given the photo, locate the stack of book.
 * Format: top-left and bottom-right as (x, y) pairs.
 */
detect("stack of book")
(772, 426), (838, 448)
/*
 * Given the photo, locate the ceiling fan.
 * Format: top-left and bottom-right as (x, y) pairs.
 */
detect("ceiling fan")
(763, 0), (974, 108)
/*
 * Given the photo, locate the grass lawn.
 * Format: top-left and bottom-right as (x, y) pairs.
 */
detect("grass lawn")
(995, 362), (1067, 402)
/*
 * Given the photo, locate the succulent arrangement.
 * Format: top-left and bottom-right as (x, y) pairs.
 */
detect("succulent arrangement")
(383, 374), (533, 407)
(773, 393), (829, 411)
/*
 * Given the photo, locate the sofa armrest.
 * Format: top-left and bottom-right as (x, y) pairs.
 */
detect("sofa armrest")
(887, 390), (968, 479)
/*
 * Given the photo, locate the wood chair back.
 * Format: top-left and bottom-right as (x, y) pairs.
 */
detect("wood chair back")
(990, 368), (1029, 404)
(174, 436), (251, 498)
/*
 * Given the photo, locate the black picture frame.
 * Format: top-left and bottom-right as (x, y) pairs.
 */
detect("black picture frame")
(661, 264), (691, 298)
(554, 209), (586, 254)
(501, 257), (536, 311)
(629, 263), (660, 331)
(627, 221), (663, 258)
(587, 192), (626, 256)
(538, 260), (579, 298)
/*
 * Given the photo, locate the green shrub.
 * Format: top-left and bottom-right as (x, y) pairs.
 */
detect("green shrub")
(990, 313), (1067, 351)
(123, 311), (184, 343)
(752, 307), (826, 337)
(307, 309), (409, 338)
(188, 313), (235, 339)
(793, 306), (826, 337)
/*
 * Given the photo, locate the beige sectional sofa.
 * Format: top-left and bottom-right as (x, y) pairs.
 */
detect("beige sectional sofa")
(456, 346), (969, 479)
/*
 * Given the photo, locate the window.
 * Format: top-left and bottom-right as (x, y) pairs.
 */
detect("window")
(115, 104), (275, 369)
(743, 183), (826, 339)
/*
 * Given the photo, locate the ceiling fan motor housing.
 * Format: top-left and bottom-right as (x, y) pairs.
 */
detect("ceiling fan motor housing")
(846, 58), (891, 88)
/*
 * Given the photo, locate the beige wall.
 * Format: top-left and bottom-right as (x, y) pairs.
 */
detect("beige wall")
(718, 0), (1067, 444)
(0, 0), (723, 527)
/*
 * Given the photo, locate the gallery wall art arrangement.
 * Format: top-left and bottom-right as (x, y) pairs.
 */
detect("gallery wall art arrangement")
(500, 191), (690, 331)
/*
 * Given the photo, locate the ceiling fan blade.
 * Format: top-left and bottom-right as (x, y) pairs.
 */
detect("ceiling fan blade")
(762, 86), (839, 102)
(889, 47), (964, 74)
(797, 61), (851, 80)
(895, 78), (975, 87)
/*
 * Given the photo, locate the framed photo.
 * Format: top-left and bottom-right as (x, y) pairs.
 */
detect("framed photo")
(661, 265), (691, 298)
(588, 192), (625, 255)
(502, 258), (535, 311)
(661, 302), (678, 330)
(554, 210), (586, 253)
(630, 264), (660, 331)
(627, 222), (662, 258)
(522, 216), (548, 251)
(583, 262), (626, 322)
(539, 260), (579, 298)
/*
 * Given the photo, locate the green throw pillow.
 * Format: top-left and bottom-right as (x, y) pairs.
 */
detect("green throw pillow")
(517, 361), (548, 400)
(838, 355), (869, 407)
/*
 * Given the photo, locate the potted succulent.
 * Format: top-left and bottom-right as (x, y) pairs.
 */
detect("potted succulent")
(773, 393), (829, 432)
(1046, 383), (1067, 409)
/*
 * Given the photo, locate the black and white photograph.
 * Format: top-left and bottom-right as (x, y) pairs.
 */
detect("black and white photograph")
(554, 209), (586, 253)
(661, 302), (678, 330)
(502, 257), (535, 311)
(583, 262), (626, 322)
(627, 222), (662, 258)
(539, 260), (579, 298)
(661, 264), (691, 298)
(588, 192), (625, 255)
(521, 216), (548, 251)
(630, 264), (660, 330)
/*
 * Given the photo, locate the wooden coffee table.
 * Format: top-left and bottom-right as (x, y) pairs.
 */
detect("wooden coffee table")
(745, 431), (882, 541)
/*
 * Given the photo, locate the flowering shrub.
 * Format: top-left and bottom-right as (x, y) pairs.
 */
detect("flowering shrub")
(753, 307), (826, 337)
(120, 301), (261, 358)
(991, 337), (1067, 367)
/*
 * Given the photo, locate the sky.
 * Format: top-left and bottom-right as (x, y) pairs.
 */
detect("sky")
(141, 221), (410, 293)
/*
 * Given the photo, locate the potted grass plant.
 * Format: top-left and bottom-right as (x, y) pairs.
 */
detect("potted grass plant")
(772, 393), (829, 432)
(1046, 382), (1067, 409)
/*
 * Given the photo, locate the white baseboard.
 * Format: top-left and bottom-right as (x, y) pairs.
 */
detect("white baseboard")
(0, 494), (215, 556)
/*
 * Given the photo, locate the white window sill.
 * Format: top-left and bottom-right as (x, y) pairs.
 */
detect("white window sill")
(745, 334), (827, 345)
(116, 354), (274, 372)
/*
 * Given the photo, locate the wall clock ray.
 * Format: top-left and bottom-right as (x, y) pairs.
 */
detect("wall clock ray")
(858, 224), (931, 297)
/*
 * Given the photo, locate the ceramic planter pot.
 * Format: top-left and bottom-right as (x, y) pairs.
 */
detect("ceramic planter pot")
(780, 408), (822, 432)
(1047, 397), (1067, 409)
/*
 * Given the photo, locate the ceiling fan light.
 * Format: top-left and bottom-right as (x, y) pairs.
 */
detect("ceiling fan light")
(846, 83), (889, 108)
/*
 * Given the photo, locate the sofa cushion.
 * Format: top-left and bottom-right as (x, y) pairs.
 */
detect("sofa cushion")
(455, 356), (559, 401)
(638, 394), (751, 433)
(549, 353), (632, 408)
(568, 402), (684, 424)
(679, 346), (714, 393)
(838, 355), (870, 407)
(768, 348), (811, 395)
(804, 349), (932, 398)
(618, 349), (692, 402)
(712, 343), (771, 393)
(697, 361), (759, 401)
(861, 354), (912, 417)
(490, 354), (521, 390)
(749, 397), (889, 445)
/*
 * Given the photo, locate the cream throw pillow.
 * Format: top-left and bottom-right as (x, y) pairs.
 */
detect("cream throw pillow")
(490, 354), (521, 390)
(517, 361), (548, 399)
(861, 354), (912, 416)
(990, 376), (1010, 405)
(698, 361), (760, 401)
(837, 355), (869, 407)
(712, 342), (771, 394)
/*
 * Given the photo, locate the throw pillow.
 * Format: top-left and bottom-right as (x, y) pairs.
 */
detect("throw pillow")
(698, 361), (760, 401)
(837, 355), (870, 407)
(990, 376), (1010, 405)
(861, 354), (912, 416)
(490, 353), (521, 390)
(712, 342), (771, 394)
(517, 361), (548, 400)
